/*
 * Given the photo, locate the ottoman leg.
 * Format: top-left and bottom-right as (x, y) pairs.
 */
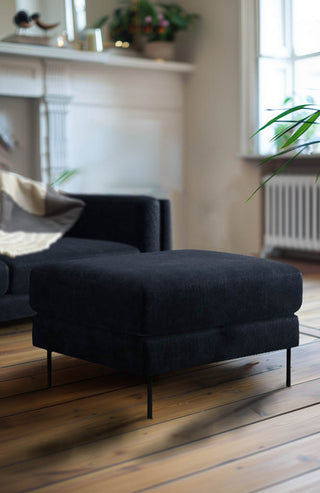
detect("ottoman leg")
(47, 350), (52, 388)
(147, 376), (153, 419)
(286, 348), (291, 387)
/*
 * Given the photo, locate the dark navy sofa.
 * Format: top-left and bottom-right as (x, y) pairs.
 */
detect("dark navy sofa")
(0, 194), (171, 322)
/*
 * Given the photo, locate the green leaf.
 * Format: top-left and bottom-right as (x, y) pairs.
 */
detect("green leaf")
(270, 112), (320, 145)
(281, 111), (320, 148)
(250, 104), (315, 138)
(138, 0), (158, 21)
(166, 12), (188, 28)
(256, 140), (320, 168)
(247, 149), (304, 201)
(93, 15), (109, 29)
(272, 119), (320, 124)
(271, 120), (303, 143)
(50, 169), (78, 187)
(158, 3), (184, 14)
(283, 96), (293, 105)
(157, 2), (200, 28)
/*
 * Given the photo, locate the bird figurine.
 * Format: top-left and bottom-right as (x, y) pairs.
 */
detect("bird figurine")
(13, 11), (34, 29)
(31, 13), (59, 31)
(13, 11), (59, 31)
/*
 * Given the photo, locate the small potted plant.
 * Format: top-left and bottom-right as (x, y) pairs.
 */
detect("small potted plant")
(142, 2), (200, 60)
(94, 1), (199, 59)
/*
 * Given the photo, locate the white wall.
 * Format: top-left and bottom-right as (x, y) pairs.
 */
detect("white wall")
(85, 0), (263, 253)
(64, 63), (186, 247)
(86, 0), (116, 29)
(176, 0), (262, 255)
(0, 1), (16, 39)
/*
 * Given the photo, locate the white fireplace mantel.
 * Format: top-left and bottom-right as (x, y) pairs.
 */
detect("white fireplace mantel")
(0, 40), (192, 215)
(0, 42), (194, 73)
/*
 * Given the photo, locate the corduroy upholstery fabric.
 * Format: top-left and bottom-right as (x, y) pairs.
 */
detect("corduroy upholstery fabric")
(30, 250), (302, 336)
(1, 237), (139, 295)
(0, 294), (34, 322)
(0, 260), (9, 296)
(31, 250), (302, 377)
(32, 315), (299, 376)
(159, 199), (171, 251)
(0, 194), (170, 322)
(66, 195), (167, 252)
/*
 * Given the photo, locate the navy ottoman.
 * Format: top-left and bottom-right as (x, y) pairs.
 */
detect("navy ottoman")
(30, 250), (302, 418)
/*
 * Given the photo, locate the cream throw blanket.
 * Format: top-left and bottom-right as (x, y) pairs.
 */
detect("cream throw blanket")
(0, 171), (85, 257)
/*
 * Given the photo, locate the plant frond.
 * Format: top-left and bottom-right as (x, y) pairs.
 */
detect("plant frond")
(281, 110), (320, 148)
(247, 149), (304, 201)
(251, 104), (315, 138)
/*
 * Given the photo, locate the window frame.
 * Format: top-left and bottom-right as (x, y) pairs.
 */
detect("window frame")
(240, 0), (260, 156)
(240, 0), (320, 157)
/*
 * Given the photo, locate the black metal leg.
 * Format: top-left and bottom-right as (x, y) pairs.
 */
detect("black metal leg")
(286, 348), (291, 387)
(47, 350), (52, 388)
(147, 376), (153, 419)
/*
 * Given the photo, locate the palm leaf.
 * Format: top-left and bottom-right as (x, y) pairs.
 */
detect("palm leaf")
(247, 149), (304, 201)
(251, 104), (315, 138)
(282, 110), (320, 148)
(271, 120), (306, 143)
(256, 140), (320, 168)
(270, 112), (320, 144)
(272, 119), (320, 124)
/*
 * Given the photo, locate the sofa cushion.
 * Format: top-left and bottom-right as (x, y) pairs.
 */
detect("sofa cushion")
(0, 237), (139, 295)
(30, 250), (303, 336)
(0, 260), (9, 296)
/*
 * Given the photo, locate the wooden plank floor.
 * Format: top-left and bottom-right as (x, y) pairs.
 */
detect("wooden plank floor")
(1, 259), (320, 492)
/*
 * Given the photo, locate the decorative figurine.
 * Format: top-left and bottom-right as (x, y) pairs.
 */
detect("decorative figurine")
(13, 11), (59, 31)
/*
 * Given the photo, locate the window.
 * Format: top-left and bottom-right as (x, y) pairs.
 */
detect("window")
(241, 0), (320, 156)
(65, 0), (87, 42)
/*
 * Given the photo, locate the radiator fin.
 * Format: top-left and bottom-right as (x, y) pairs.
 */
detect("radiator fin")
(263, 175), (320, 253)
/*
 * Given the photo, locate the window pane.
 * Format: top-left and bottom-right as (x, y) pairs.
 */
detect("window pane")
(260, 0), (288, 56)
(293, 0), (320, 55)
(295, 57), (320, 103)
(259, 58), (291, 154)
(295, 57), (320, 152)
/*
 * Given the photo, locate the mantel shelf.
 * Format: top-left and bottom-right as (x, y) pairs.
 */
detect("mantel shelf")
(0, 41), (194, 73)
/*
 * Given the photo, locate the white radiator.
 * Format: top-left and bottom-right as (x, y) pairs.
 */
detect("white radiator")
(263, 174), (320, 255)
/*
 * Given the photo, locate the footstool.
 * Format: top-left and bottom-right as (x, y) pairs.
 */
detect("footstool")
(30, 250), (302, 418)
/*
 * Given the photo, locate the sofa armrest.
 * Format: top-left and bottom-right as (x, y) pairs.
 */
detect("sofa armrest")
(159, 199), (172, 250)
(66, 194), (171, 253)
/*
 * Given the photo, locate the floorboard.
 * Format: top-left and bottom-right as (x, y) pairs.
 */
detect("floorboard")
(1, 258), (320, 492)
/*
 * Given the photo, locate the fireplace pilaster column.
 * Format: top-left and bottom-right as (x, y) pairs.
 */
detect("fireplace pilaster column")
(40, 61), (72, 184)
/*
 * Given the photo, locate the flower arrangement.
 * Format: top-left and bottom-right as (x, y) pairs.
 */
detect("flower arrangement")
(142, 13), (169, 41)
(94, 0), (199, 46)
(141, 3), (200, 42)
